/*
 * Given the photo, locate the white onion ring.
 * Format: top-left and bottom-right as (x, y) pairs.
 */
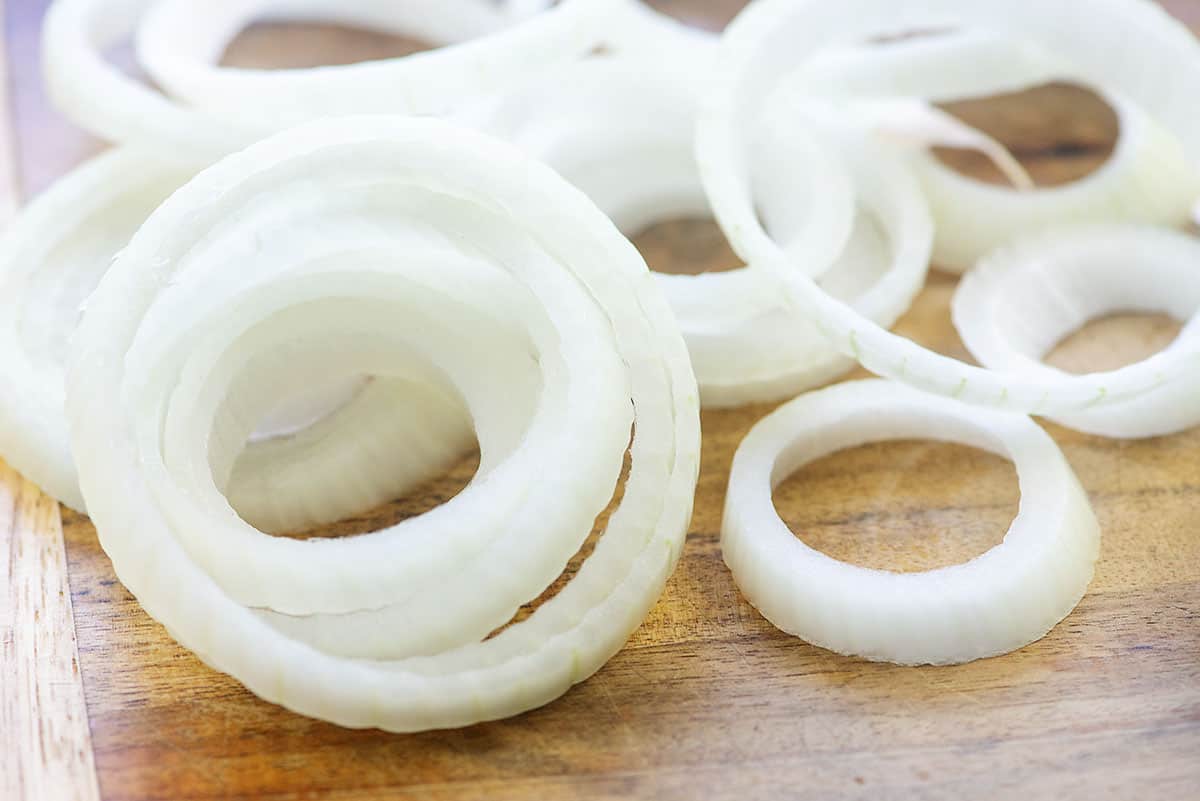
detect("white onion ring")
(135, 0), (603, 119)
(790, 30), (1200, 272)
(697, 0), (1200, 413)
(470, 58), (933, 407)
(43, 0), (605, 160)
(955, 224), (1200, 439)
(67, 117), (700, 730)
(0, 147), (474, 522)
(722, 379), (1100, 665)
(0, 149), (195, 508)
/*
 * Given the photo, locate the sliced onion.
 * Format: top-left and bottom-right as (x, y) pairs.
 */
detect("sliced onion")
(0, 149), (195, 509)
(697, 0), (1200, 413)
(954, 224), (1200, 438)
(43, 0), (605, 160)
(472, 58), (931, 407)
(0, 147), (474, 522)
(67, 117), (699, 730)
(135, 0), (604, 119)
(722, 378), (1100, 665)
(788, 30), (1200, 271)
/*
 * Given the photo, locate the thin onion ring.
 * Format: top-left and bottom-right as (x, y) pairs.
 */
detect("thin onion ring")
(954, 224), (1200, 439)
(470, 58), (932, 407)
(697, 0), (1200, 413)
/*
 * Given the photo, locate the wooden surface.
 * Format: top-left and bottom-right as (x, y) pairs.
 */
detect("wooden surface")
(3, 2), (1199, 799)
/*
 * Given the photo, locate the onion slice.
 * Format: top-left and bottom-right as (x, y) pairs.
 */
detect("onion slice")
(0, 147), (474, 521)
(786, 30), (1200, 271)
(722, 379), (1100, 665)
(135, 0), (605, 119)
(954, 224), (1200, 439)
(0, 149), (195, 509)
(472, 58), (932, 407)
(67, 117), (699, 730)
(43, 0), (606, 161)
(697, 0), (1200, 412)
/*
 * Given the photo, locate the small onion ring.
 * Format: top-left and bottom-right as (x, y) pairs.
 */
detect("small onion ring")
(67, 117), (700, 730)
(697, 0), (1200, 413)
(789, 30), (1200, 272)
(722, 379), (1100, 665)
(954, 224), (1200, 439)
(135, 0), (604, 120)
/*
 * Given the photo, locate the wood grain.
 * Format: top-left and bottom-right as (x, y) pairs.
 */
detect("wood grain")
(3, 2), (1200, 800)
(0, 3), (99, 798)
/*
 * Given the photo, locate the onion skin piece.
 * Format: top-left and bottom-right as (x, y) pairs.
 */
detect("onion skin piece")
(722, 379), (1100, 666)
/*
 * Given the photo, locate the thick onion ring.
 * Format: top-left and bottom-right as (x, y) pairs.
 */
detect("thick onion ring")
(67, 117), (700, 730)
(697, 0), (1200, 413)
(722, 379), (1100, 665)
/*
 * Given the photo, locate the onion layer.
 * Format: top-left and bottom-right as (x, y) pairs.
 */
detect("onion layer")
(954, 224), (1200, 439)
(697, 0), (1200, 413)
(472, 58), (931, 407)
(789, 30), (1200, 272)
(67, 117), (700, 730)
(43, 0), (606, 161)
(722, 379), (1100, 665)
(0, 147), (475, 522)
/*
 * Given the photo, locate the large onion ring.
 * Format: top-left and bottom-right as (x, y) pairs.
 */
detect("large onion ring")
(67, 117), (700, 730)
(697, 0), (1200, 413)
(722, 379), (1100, 665)
(954, 224), (1200, 439)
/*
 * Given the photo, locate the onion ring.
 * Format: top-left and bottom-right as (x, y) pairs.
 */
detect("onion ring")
(954, 224), (1200, 438)
(0, 147), (473, 521)
(722, 379), (1100, 665)
(790, 30), (1200, 271)
(67, 117), (699, 730)
(43, 0), (605, 160)
(697, 0), (1200, 413)
(136, 0), (604, 119)
(471, 58), (932, 407)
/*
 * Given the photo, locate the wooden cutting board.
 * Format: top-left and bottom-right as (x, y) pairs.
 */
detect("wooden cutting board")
(2, 2), (1198, 799)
